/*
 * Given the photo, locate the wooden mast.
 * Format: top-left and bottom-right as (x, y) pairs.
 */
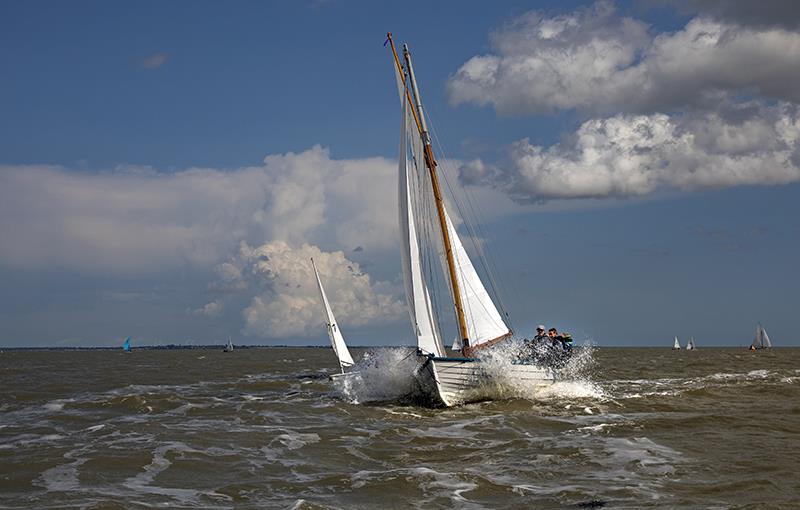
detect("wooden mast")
(386, 33), (472, 355)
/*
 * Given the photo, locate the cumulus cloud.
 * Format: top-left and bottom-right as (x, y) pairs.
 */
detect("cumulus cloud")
(141, 52), (169, 70)
(665, 0), (800, 30)
(0, 146), (398, 275)
(202, 241), (405, 338)
(447, 1), (800, 115)
(483, 102), (800, 201)
(192, 300), (223, 318)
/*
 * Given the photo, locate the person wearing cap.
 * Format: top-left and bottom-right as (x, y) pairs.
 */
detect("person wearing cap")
(534, 325), (547, 342)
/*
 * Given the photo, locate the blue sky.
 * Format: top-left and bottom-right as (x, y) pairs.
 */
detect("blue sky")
(1, 1), (799, 347)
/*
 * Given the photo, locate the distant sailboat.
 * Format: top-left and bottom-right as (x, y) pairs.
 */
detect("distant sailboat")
(122, 337), (131, 352)
(750, 323), (772, 350)
(311, 258), (356, 376)
(685, 337), (696, 350)
(672, 336), (681, 350)
(223, 337), (234, 353)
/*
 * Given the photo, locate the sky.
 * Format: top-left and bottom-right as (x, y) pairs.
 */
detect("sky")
(1, 0), (799, 348)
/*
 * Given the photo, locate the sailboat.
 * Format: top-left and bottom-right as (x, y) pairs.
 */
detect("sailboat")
(122, 337), (131, 352)
(387, 34), (555, 407)
(750, 323), (772, 350)
(222, 337), (234, 353)
(672, 336), (681, 350)
(685, 337), (696, 350)
(311, 258), (356, 378)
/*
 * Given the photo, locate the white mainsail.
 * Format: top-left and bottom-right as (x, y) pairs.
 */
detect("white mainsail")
(685, 337), (695, 350)
(673, 336), (681, 350)
(393, 44), (510, 353)
(311, 258), (355, 372)
(399, 93), (445, 357)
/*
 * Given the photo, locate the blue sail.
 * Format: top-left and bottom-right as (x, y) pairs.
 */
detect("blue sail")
(122, 337), (131, 352)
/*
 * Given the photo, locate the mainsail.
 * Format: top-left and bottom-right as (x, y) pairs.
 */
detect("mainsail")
(122, 337), (131, 352)
(686, 337), (695, 350)
(399, 94), (445, 357)
(311, 258), (355, 371)
(673, 336), (680, 350)
(391, 38), (510, 354)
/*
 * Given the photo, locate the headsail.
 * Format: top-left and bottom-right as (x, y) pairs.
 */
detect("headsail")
(441, 210), (510, 348)
(761, 326), (772, 348)
(311, 258), (355, 371)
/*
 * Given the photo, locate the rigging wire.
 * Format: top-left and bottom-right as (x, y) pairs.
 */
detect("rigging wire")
(423, 106), (520, 334)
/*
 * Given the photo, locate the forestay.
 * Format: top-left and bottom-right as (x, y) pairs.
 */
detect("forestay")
(311, 258), (355, 371)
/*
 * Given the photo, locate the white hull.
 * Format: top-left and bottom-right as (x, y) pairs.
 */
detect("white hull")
(412, 355), (556, 407)
(329, 370), (359, 382)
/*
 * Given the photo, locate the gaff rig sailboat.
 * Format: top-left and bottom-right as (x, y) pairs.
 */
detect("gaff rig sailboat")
(387, 34), (555, 406)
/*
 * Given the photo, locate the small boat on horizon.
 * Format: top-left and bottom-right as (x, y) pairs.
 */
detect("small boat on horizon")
(122, 337), (131, 352)
(311, 258), (356, 379)
(750, 323), (772, 351)
(685, 337), (696, 350)
(672, 336), (681, 350)
(222, 337), (234, 353)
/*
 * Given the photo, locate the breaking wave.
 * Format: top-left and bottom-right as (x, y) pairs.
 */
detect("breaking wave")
(331, 347), (419, 404)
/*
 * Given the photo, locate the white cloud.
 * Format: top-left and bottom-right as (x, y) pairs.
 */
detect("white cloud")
(142, 52), (169, 70)
(0, 146), (398, 275)
(203, 240), (405, 338)
(447, 2), (800, 115)
(491, 102), (800, 200)
(666, 0), (800, 30)
(192, 300), (223, 318)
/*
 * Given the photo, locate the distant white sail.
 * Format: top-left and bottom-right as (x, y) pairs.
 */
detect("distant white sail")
(752, 323), (772, 349)
(685, 337), (695, 350)
(673, 336), (681, 350)
(311, 258), (355, 371)
(761, 327), (772, 348)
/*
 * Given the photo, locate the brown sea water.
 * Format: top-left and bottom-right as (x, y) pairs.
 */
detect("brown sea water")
(1, 347), (798, 509)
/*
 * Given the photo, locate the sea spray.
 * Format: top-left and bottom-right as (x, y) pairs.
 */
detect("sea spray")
(335, 341), (604, 406)
(332, 347), (419, 404)
(478, 338), (604, 402)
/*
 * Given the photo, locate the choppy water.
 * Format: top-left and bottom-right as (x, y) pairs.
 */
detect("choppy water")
(1, 347), (798, 509)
